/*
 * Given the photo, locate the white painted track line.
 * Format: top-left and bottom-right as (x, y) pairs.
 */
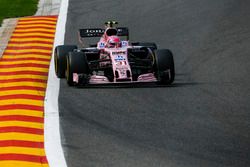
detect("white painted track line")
(44, 0), (69, 167)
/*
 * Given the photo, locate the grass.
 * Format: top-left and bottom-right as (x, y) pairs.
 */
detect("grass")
(0, 0), (38, 25)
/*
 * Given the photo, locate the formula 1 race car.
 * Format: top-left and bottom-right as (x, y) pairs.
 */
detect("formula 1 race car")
(54, 21), (175, 86)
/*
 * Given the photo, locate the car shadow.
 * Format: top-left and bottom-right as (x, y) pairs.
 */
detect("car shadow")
(61, 72), (200, 89)
(75, 81), (200, 89)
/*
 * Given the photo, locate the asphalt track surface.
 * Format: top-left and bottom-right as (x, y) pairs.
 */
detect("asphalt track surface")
(59, 0), (250, 166)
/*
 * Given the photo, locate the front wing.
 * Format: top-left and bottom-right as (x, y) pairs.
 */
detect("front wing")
(72, 70), (171, 87)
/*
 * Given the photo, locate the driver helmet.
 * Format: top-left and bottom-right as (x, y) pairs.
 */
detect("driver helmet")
(107, 35), (121, 48)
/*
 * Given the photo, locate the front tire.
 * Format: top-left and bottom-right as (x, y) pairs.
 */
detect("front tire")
(154, 49), (175, 85)
(66, 51), (89, 86)
(54, 45), (77, 78)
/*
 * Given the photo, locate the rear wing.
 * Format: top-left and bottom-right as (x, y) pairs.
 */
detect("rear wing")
(79, 28), (104, 38)
(79, 27), (129, 39)
(117, 27), (129, 39)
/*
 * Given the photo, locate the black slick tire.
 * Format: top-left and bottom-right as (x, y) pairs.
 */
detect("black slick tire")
(154, 49), (175, 85)
(54, 45), (77, 78)
(66, 51), (88, 86)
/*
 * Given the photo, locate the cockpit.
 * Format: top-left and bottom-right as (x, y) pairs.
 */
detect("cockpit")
(106, 28), (118, 36)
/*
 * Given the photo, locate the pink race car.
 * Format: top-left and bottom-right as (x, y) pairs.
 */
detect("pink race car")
(54, 21), (175, 86)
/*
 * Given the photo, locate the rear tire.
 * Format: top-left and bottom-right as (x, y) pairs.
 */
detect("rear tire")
(154, 49), (175, 85)
(66, 51), (89, 86)
(54, 45), (77, 78)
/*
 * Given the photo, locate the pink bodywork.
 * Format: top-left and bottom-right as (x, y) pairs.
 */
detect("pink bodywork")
(73, 28), (157, 84)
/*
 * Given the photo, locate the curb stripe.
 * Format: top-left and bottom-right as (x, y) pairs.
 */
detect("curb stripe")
(3, 55), (51, 60)
(18, 19), (57, 22)
(0, 86), (45, 91)
(6, 46), (53, 50)
(0, 86), (45, 92)
(0, 95), (44, 100)
(0, 78), (47, 83)
(0, 133), (44, 142)
(3, 52), (51, 56)
(18, 23), (56, 26)
(18, 19), (57, 23)
(16, 20), (55, 23)
(0, 122), (43, 130)
(0, 64), (49, 68)
(0, 116), (43, 123)
(9, 40), (53, 45)
(8, 43), (53, 47)
(0, 161), (48, 167)
(0, 91), (46, 97)
(12, 32), (55, 36)
(1, 58), (50, 62)
(0, 154), (47, 163)
(0, 63), (49, 68)
(15, 26), (56, 30)
(20, 17), (57, 20)
(11, 35), (55, 39)
(0, 61), (50, 66)
(0, 105), (44, 112)
(0, 75), (47, 80)
(15, 29), (56, 33)
(21, 16), (57, 20)
(0, 100), (43, 107)
(0, 110), (43, 118)
(13, 31), (55, 35)
(0, 141), (44, 148)
(4, 49), (52, 53)
(0, 16), (57, 166)
(0, 68), (48, 73)
(11, 34), (55, 38)
(16, 25), (56, 29)
(10, 38), (54, 42)
(0, 127), (43, 135)
(0, 147), (45, 156)
(0, 71), (48, 75)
